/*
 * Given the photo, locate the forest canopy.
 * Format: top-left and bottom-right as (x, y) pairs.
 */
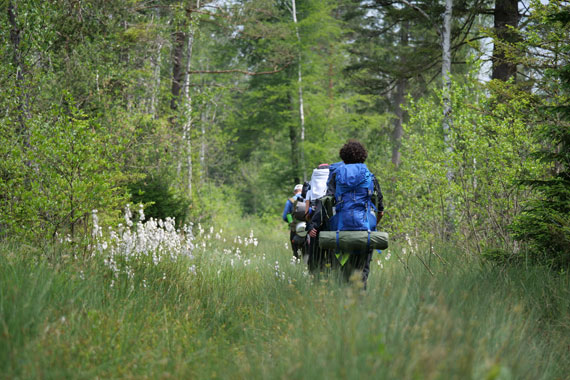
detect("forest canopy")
(1, 0), (568, 267)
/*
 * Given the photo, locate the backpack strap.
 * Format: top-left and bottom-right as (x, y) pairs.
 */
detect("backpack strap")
(335, 230), (340, 252)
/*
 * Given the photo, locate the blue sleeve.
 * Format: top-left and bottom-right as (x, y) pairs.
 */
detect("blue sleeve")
(282, 200), (293, 222)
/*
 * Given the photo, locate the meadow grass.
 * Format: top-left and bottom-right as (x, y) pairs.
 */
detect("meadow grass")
(1, 221), (569, 379)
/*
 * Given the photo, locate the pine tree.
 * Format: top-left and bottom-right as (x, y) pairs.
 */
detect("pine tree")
(510, 3), (570, 268)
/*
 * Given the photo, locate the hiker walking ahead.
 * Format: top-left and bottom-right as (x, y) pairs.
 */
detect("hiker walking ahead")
(308, 140), (384, 288)
(282, 184), (306, 258)
(303, 164), (334, 272)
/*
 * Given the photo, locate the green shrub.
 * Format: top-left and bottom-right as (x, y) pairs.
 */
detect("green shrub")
(129, 172), (191, 227)
(0, 94), (128, 246)
(510, 6), (570, 269)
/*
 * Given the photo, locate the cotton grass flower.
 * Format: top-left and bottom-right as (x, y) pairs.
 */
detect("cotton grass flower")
(93, 206), (266, 288)
(94, 204), (197, 284)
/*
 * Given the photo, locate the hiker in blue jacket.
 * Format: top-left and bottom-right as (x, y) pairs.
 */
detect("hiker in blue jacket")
(308, 140), (384, 288)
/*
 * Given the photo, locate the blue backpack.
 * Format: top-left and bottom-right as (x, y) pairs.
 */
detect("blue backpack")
(329, 163), (377, 232)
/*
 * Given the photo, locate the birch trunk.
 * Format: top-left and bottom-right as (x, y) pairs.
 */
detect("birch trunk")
(442, 0), (454, 236)
(200, 98), (206, 178)
(182, 5), (198, 199)
(291, 0), (306, 181)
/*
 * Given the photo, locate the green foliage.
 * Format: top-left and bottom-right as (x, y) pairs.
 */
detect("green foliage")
(509, 3), (570, 268)
(0, 0), (568, 267)
(0, 95), (128, 244)
(129, 172), (191, 227)
(388, 76), (540, 255)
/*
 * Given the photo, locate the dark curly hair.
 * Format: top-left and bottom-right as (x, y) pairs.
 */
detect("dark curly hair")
(339, 140), (368, 164)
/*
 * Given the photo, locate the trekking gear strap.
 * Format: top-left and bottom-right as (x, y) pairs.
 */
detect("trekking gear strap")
(335, 230), (340, 252)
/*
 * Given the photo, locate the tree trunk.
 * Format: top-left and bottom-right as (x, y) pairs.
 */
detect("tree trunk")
(492, 0), (520, 81)
(442, 0), (452, 147)
(289, 95), (301, 185)
(442, 0), (455, 237)
(291, 0), (306, 181)
(150, 41), (163, 118)
(8, 1), (29, 147)
(182, 15), (197, 199)
(328, 61), (334, 113)
(200, 98), (206, 181)
(171, 30), (187, 111)
(391, 23), (408, 167)
(391, 78), (406, 167)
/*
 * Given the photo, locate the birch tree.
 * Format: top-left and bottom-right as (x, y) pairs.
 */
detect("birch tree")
(442, 0), (455, 235)
(180, 1), (203, 199)
(287, 0), (306, 181)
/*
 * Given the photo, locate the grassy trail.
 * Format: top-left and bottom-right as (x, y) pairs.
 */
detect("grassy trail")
(1, 220), (569, 379)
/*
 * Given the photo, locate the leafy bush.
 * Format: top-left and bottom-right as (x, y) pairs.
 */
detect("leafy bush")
(0, 94), (128, 246)
(388, 77), (540, 255)
(129, 172), (191, 228)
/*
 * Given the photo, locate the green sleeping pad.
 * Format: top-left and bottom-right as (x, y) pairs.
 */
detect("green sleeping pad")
(319, 231), (389, 251)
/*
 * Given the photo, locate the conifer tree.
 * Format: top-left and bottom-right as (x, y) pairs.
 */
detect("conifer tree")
(510, 3), (570, 268)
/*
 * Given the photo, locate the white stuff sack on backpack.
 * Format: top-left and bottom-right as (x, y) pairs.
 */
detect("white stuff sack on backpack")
(306, 167), (330, 201)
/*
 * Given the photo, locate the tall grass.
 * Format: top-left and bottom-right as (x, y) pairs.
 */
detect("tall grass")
(1, 221), (568, 379)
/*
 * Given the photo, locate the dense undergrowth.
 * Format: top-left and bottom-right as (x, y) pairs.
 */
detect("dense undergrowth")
(1, 218), (569, 379)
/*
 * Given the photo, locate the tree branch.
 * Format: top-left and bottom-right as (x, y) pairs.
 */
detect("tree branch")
(186, 7), (231, 20)
(189, 63), (292, 76)
(396, 0), (441, 36)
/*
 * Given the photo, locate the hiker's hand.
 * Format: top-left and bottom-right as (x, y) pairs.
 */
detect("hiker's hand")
(308, 228), (317, 238)
(376, 212), (384, 227)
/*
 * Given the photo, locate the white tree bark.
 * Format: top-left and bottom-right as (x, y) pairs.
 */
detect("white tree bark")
(290, 0), (306, 181)
(442, 0), (452, 148)
(399, 0), (454, 236)
(442, 0), (455, 235)
(182, 0), (200, 199)
(200, 97), (206, 173)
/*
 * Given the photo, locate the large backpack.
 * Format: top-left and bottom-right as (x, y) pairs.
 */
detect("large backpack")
(329, 163), (377, 232)
(289, 196), (307, 221)
(288, 196), (308, 237)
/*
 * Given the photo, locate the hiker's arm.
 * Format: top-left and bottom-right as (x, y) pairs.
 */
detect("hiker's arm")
(282, 200), (292, 222)
(306, 201), (324, 237)
(374, 177), (384, 220)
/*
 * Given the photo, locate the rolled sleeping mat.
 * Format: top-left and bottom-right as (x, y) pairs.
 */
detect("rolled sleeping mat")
(295, 222), (307, 237)
(319, 231), (389, 251)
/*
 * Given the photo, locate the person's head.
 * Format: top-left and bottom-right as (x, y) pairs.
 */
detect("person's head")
(293, 184), (303, 194)
(339, 140), (368, 164)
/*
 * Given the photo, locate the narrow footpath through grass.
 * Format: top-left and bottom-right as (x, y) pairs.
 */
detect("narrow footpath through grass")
(1, 219), (569, 379)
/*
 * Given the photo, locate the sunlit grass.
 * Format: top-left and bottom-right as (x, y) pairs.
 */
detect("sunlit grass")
(1, 220), (568, 379)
